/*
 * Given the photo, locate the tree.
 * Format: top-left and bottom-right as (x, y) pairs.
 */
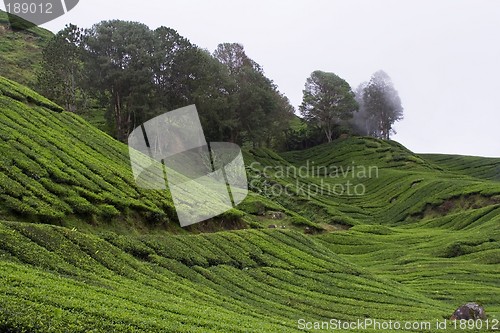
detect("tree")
(151, 26), (193, 113)
(299, 71), (358, 143)
(37, 24), (86, 113)
(213, 43), (258, 76)
(214, 43), (294, 147)
(175, 47), (236, 143)
(362, 71), (403, 140)
(82, 20), (155, 141)
(351, 82), (379, 137)
(39, 23), (295, 147)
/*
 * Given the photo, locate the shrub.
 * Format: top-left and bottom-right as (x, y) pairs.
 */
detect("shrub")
(289, 215), (317, 227)
(65, 196), (98, 214)
(1, 194), (37, 215)
(97, 204), (121, 218)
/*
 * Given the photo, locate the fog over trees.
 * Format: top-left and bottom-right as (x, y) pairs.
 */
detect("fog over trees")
(352, 71), (404, 140)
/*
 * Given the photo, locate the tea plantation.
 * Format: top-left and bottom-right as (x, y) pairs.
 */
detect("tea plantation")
(0, 76), (499, 332)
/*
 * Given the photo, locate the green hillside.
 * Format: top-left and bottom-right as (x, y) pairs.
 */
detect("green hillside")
(0, 10), (52, 87)
(421, 154), (500, 182)
(0, 76), (176, 230)
(0, 76), (499, 332)
(0, 222), (453, 332)
(247, 138), (500, 229)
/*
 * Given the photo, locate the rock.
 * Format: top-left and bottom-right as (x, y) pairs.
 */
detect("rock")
(268, 211), (284, 220)
(450, 303), (486, 320)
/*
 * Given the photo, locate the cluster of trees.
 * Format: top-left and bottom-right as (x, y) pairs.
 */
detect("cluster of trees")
(38, 20), (403, 151)
(292, 70), (403, 148)
(38, 21), (294, 147)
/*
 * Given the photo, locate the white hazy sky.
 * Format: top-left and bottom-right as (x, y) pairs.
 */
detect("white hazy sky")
(3, 0), (499, 157)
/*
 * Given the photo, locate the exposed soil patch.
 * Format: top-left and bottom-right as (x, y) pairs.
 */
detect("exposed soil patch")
(320, 223), (352, 232)
(412, 193), (500, 220)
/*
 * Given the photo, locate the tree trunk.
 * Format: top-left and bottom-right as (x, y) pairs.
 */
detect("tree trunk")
(324, 125), (333, 143)
(114, 90), (122, 141)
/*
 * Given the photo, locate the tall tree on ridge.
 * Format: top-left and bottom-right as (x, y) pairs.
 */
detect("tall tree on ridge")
(362, 70), (403, 140)
(299, 70), (358, 143)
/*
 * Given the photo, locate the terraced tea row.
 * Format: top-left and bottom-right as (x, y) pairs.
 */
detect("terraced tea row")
(421, 154), (500, 182)
(1, 75), (499, 332)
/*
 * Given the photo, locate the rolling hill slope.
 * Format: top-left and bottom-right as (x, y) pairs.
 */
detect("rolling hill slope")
(0, 10), (52, 87)
(245, 138), (500, 229)
(421, 154), (500, 182)
(0, 76), (176, 230)
(1, 222), (454, 332)
(0, 76), (499, 332)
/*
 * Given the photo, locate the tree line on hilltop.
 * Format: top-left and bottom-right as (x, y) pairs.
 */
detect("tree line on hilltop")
(37, 20), (403, 150)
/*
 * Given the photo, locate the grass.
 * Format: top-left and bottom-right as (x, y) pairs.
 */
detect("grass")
(245, 137), (500, 230)
(0, 217), (497, 332)
(0, 11), (111, 132)
(0, 75), (499, 331)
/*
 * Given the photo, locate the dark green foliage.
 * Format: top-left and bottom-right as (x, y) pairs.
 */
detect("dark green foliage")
(1, 222), (471, 332)
(37, 24), (87, 114)
(211, 43), (294, 147)
(82, 20), (156, 141)
(36, 22), (293, 148)
(283, 116), (331, 151)
(300, 70), (358, 143)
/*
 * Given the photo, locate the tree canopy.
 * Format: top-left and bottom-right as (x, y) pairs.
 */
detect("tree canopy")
(37, 24), (85, 114)
(299, 70), (358, 143)
(38, 20), (404, 150)
(38, 22), (293, 148)
(358, 71), (404, 140)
